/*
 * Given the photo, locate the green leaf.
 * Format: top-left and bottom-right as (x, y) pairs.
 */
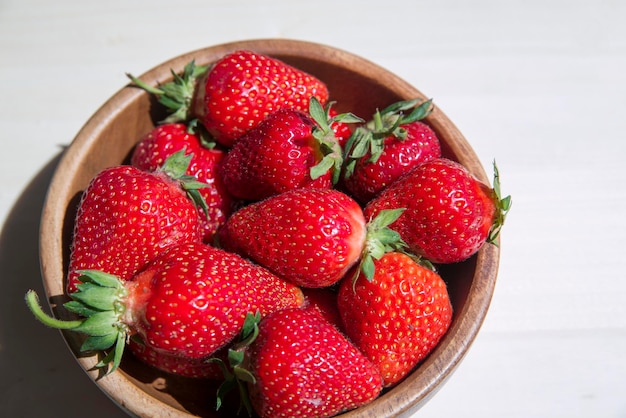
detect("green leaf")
(95, 349), (116, 371)
(310, 155), (335, 180)
(367, 240), (386, 260)
(309, 97), (329, 132)
(74, 311), (119, 336)
(487, 160), (512, 244)
(375, 228), (403, 246)
(355, 208), (408, 288)
(233, 366), (256, 384)
(63, 300), (100, 317)
(379, 98), (421, 116)
(228, 349), (245, 367)
(81, 332), (119, 352)
(235, 311), (261, 349)
(159, 148), (192, 179)
(369, 208), (405, 229)
(215, 378), (237, 411)
(332, 112), (364, 125)
(109, 333), (126, 374)
(125, 72), (164, 95)
(127, 60), (208, 124)
(76, 270), (122, 288)
(400, 98), (434, 124)
(361, 255), (375, 281)
(181, 178), (209, 190)
(70, 286), (119, 311)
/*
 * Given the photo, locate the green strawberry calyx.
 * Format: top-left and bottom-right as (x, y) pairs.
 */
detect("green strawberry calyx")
(210, 311), (261, 416)
(355, 208), (408, 284)
(487, 160), (512, 245)
(351, 208), (437, 288)
(25, 270), (129, 375)
(343, 98), (433, 178)
(126, 60), (208, 124)
(309, 97), (364, 184)
(158, 148), (210, 217)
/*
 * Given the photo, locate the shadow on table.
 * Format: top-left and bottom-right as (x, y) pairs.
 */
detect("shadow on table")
(0, 152), (126, 417)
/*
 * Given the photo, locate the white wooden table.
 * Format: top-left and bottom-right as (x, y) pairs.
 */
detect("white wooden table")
(1, 1), (624, 417)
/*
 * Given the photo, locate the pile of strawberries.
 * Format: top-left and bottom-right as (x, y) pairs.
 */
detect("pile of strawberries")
(26, 50), (510, 418)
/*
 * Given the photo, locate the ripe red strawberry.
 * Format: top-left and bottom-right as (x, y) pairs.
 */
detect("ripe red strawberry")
(219, 98), (359, 201)
(26, 242), (304, 373)
(220, 187), (407, 288)
(128, 336), (225, 379)
(220, 188), (369, 288)
(193, 50), (330, 147)
(128, 52), (330, 148)
(364, 158), (511, 264)
(302, 288), (342, 331)
(338, 252), (452, 387)
(219, 188), (404, 288)
(130, 123), (235, 242)
(246, 307), (383, 418)
(342, 98), (441, 203)
(66, 150), (206, 294)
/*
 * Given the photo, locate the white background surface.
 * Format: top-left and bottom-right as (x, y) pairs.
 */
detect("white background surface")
(1, 0), (625, 417)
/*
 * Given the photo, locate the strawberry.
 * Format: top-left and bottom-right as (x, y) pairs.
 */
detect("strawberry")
(329, 105), (355, 149)
(337, 252), (452, 387)
(128, 336), (225, 379)
(342, 98), (441, 203)
(219, 98), (359, 201)
(245, 307), (383, 418)
(193, 50), (330, 147)
(130, 122), (235, 242)
(65, 150), (206, 294)
(364, 158), (511, 264)
(302, 288), (342, 331)
(219, 188), (365, 287)
(219, 188), (406, 288)
(128, 52), (330, 148)
(25, 242), (304, 373)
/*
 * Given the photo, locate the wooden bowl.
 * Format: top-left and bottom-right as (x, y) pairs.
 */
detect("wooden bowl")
(39, 39), (499, 417)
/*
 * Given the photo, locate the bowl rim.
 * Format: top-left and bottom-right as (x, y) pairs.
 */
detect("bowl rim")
(39, 38), (499, 418)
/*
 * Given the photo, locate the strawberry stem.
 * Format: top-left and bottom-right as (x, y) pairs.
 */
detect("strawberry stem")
(25, 291), (83, 329)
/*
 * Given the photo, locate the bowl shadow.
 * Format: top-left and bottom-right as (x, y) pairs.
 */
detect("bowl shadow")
(0, 151), (128, 418)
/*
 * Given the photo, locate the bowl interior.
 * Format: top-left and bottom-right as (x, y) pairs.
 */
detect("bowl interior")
(39, 39), (499, 418)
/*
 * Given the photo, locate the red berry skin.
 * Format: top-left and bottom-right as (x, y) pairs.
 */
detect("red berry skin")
(131, 123), (235, 242)
(220, 109), (332, 201)
(338, 252), (453, 387)
(364, 158), (497, 264)
(67, 166), (202, 294)
(124, 242), (304, 359)
(220, 188), (366, 288)
(247, 307), (383, 418)
(328, 106), (353, 149)
(302, 288), (343, 332)
(194, 50), (329, 147)
(127, 336), (225, 379)
(343, 121), (441, 203)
